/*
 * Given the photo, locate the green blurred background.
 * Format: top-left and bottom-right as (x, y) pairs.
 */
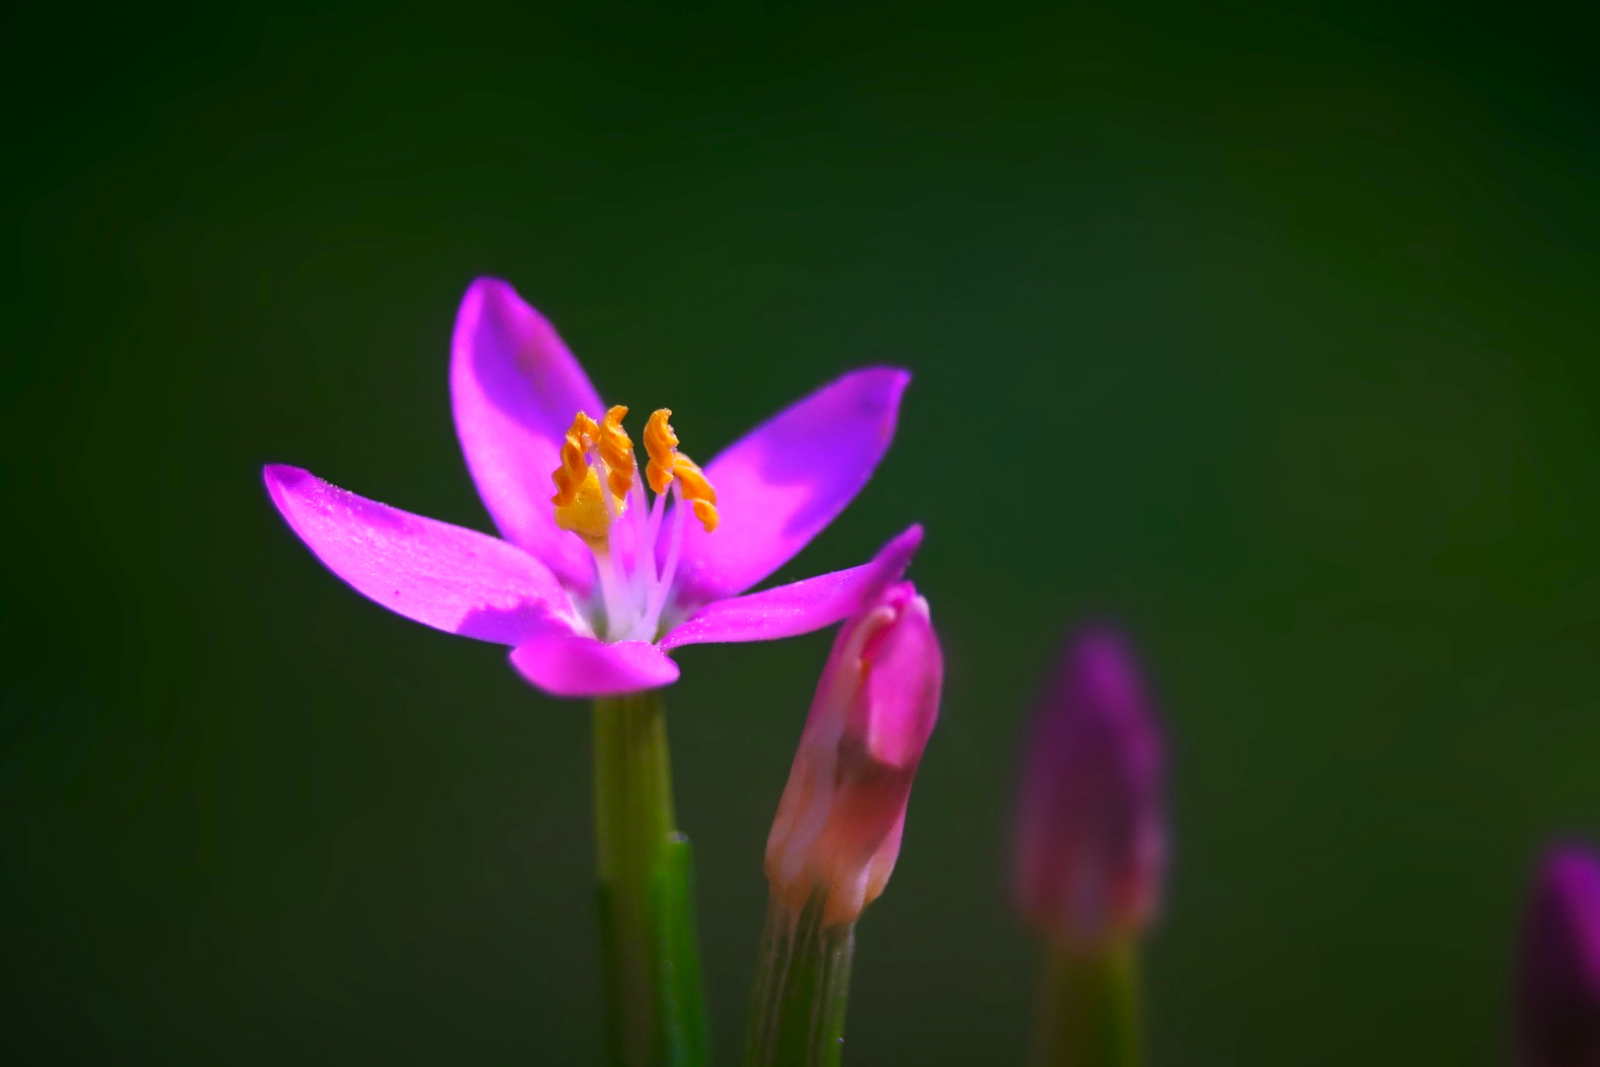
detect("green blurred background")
(4, 1), (1596, 1062)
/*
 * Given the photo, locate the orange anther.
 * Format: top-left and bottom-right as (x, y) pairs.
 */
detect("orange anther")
(672, 456), (720, 534)
(598, 405), (635, 498)
(551, 411), (600, 508)
(644, 409), (679, 496)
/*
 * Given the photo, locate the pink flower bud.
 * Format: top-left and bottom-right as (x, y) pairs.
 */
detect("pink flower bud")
(1013, 627), (1167, 948)
(764, 582), (943, 926)
(1515, 844), (1600, 1067)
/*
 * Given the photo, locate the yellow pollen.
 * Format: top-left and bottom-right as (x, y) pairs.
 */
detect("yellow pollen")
(643, 409), (719, 533)
(598, 406), (635, 498)
(551, 411), (623, 542)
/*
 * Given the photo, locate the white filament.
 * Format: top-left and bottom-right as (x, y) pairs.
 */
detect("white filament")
(583, 442), (690, 643)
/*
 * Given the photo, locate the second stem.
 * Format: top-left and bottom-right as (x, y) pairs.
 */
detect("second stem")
(1034, 938), (1141, 1067)
(745, 892), (856, 1067)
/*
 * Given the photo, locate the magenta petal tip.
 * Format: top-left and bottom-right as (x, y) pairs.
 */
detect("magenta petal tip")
(658, 523), (924, 651)
(262, 462), (568, 647)
(672, 367), (912, 604)
(509, 627), (681, 698)
(450, 276), (604, 595)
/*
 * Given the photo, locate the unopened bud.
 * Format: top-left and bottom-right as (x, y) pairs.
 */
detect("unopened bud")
(1013, 626), (1167, 949)
(764, 582), (942, 926)
(1515, 844), (1600, 1067)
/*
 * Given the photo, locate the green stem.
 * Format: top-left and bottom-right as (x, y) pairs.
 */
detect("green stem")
(592, 691), (709, 1067)
(744, 892), (856, 1067)
(1033, 938), (1141, 1067)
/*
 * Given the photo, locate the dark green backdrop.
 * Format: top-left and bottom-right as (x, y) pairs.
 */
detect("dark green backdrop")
(5, 2), (1596, 1062)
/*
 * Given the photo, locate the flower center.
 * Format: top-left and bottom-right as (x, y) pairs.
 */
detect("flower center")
(551, 406), (718, 642)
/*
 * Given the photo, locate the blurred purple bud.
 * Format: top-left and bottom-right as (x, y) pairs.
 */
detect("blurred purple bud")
(1516, 844), (1600, 1067)
(1013, 626), (1167, 948)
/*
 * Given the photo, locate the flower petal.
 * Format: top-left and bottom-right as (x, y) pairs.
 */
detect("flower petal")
(659, 525), (922, 650)
(264, 464), (570, 646)
(451, 277), (604, 593)
(509, 624), (680, 697)
(671, 368), (909, 604)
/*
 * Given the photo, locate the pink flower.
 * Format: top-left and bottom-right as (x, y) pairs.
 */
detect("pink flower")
(1013, 627), (1167, 948)
(264, 278), (919, 697)
(764, 582), (942, 926)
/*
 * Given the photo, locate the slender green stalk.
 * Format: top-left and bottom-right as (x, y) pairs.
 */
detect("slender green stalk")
(745, 892), (856, 1067)
(592, 691), (709, 1067)
(1033, 938), (1141, 1067)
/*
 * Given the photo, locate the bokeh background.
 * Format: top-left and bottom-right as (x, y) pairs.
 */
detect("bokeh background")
(5, 1), (1597, 1062)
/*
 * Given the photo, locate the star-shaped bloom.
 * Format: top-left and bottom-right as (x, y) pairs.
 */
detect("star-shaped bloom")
(264, 278), (919, 697)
